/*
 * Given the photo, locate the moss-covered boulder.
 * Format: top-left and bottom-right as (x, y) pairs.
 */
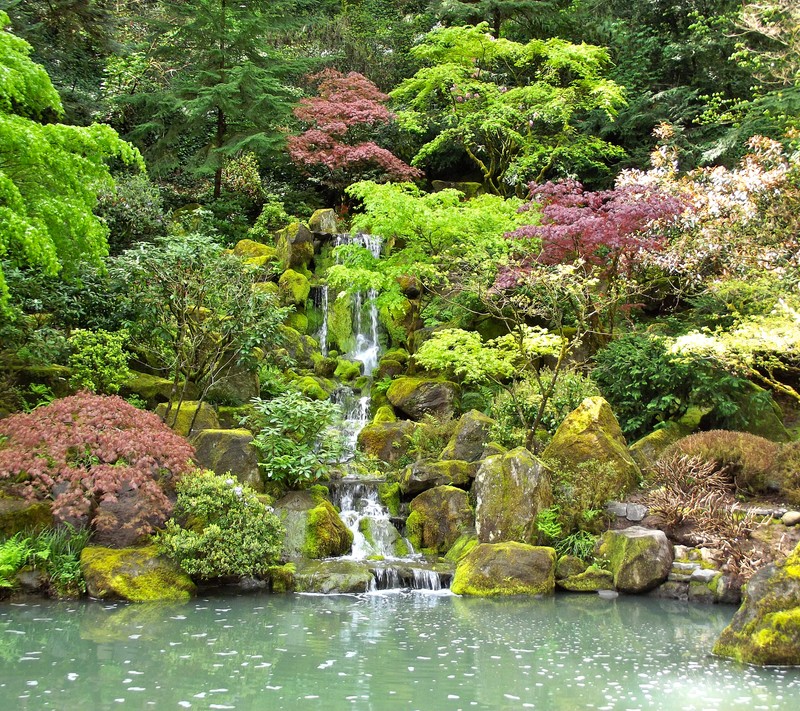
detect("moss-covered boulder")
(439, 410), (495, 462)
(717, 381), (790, 442)
(555, 555), (588, 579)
(399, 459), (476, 496)
(190, 429), (262, 491)
(293, 375), (332, 401)
(80, 546), (196, 601)
(557, 565), (615, 592)
(357, 420), (416, 463)
(274, 491), (353, 560)
(275, 222), (315, 270)
(542, 397), (641, 508)
(451, 542), (556, 596)
(445, 533), (479, 563)
(277, 325), (319, 369)
(308, 208), (339, 235)
(119, 371), (200, 409)
(155, 400), (220, 438)
(473, 447), (553, 545)
(375, 358), (405, 381)
(206, 364), (260, 406)
(373, 405), (397, 424)
(328, 294), (353, 354)
(431, 179), (484, 198)
(293, 559), (374, 594)
(378, 482), (402, 517)
(0, 498), (53, 538)
(233, 239), (277, 260)
(595, 526), (673, 593)
(386, 377), (461, 421)
(334, 358), (362, 382)
(278, 269), (311, 307)
(713, 542), (800, 665)
(629, 406), (707, 471)
(406, 486), (474, 555)
(285, 311), (309, 334)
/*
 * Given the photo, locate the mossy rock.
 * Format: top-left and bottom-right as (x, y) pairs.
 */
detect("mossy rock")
(440, 410), (495, 462)
(629, 421), (686, 472)
(278, 269), (311, 307)
(377, 482), (402, 517)
(451, 542), (556, 597)
(595, 526), (673, 593)
(267, 563), (296, 593)
(430, 180), (484, 199)
(190, 429), (262, 492)
(293, 559), (373, 594)
(557, 565), (615, 592)
(233, 239), (277, 259)
(274, 491), (353, 560)
(359, 516), (409, 557)
(313, 355), (338, 379)
(445, 533), (479, 563)
(334, 358), (362, 382)
(373, 405), (397, 424)
(293, 375), (332, 401)
(386, 377), (461, 421)
(406, 486), (474, 555)
(275, 222), (315, 270)
(277, 325), (320, 369)
(8, 365), (72, 399)
(379, 297), (420, 349)
(382, 348), (410, 365)
(555, 555), (588, 580)
(713, 541), (800, 665)
(473, 447), (553, 545)
(119, 371), (200, 409)
(253, 281), (280, 298)
(716, 381), (790, 443)
(285, 311), (309, 334)
(375, 358), (405, 381)
(357, 421), (417, 463)
(206, 364), (260, 406)
(542, 397), (641, 510)
(155, 400), (220, 438)
(308, 208), (339, 234)
(328, 294), (354, 354)
(0, 498), (53, 538)
(80, 546), (196, 602)
(400, 459), (476, 497)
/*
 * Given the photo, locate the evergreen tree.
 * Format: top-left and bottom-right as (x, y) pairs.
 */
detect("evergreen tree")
(128, 0), (318, 197)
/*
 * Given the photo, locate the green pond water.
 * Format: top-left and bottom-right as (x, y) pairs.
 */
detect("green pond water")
(1, 591), (798, 710)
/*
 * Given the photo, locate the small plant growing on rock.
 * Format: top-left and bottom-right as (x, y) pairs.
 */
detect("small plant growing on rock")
(156, 471), (284, 579)
(0, 393), (195, 539)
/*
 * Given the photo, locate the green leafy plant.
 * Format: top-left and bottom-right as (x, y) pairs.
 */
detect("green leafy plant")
(156, 470), (284, 579)
(249, 391), (346, 486)
(68, 328), (131, 394)
(0, 534), (32, 590)
(406, 415), (457, 461)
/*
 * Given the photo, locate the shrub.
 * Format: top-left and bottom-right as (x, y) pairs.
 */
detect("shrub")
(664, 430), (780, 494)
(592, 332), (746, 439)
(248, 391), (346, 487)
(490, 369), (600, 448)
(0, 393), (195, 538)
(156, 470), (284, 579)
(406, 415), (458, 461)
(68, 329), (131, 394)
(95, 173), (167, 254)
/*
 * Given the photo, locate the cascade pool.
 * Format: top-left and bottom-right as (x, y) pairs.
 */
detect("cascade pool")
(1, 592), (797, 710)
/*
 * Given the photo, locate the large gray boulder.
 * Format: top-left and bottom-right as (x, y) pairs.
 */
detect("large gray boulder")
(595, 526), (673, 593)
(473, 447), (553, 544)
(406, 486), (474, 555)
(440, 410), (495, 462)
(450, 542), (556, 596)
(713, 541), (800, 665)
(386, 377), (460, 421)
(542, 397), (641, 508)
(399, 459), (476, 496)
(191, 428), (262, 491)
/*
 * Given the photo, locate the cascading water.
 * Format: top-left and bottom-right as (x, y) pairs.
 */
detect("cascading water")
(318, 232), (450, 591)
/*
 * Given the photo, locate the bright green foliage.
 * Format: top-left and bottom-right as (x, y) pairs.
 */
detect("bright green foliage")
(415, 327), (562, 384)
(391, 23), (626, 194)
(331, 181), (534, 315)
(249, 391), (346, 486)
(0, 533), (30, 589)
(156, 470), (284, 579)
(0, 11), (143, 307)
(68, 328), (131, 394)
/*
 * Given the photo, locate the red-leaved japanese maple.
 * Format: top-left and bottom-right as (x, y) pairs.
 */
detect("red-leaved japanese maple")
(288, 68), (422, 192)
(0, 392), (195, 539)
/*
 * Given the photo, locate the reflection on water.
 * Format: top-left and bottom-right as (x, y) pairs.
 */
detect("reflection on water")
(1, 592), (798, 709)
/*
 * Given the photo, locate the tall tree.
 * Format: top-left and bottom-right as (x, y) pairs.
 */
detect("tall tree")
(0, 11), (142, 307)
(128, 0), (317, 198)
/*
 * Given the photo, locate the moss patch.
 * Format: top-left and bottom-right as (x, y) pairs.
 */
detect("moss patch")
(451, 542), (556, 597)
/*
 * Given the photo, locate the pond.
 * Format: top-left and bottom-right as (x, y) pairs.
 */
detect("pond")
(1, 591), (798, 710)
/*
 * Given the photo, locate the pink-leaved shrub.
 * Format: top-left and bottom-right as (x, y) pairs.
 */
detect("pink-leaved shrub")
(0, 392), (195, 539)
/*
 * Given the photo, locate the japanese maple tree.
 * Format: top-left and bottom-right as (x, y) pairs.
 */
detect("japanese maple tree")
(288, 68), (421, 195)
(0, 392), (195, 538)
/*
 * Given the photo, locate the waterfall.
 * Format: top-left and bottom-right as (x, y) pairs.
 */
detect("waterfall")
(316, 285), (329, 357)
(330, 387), (371, 461)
